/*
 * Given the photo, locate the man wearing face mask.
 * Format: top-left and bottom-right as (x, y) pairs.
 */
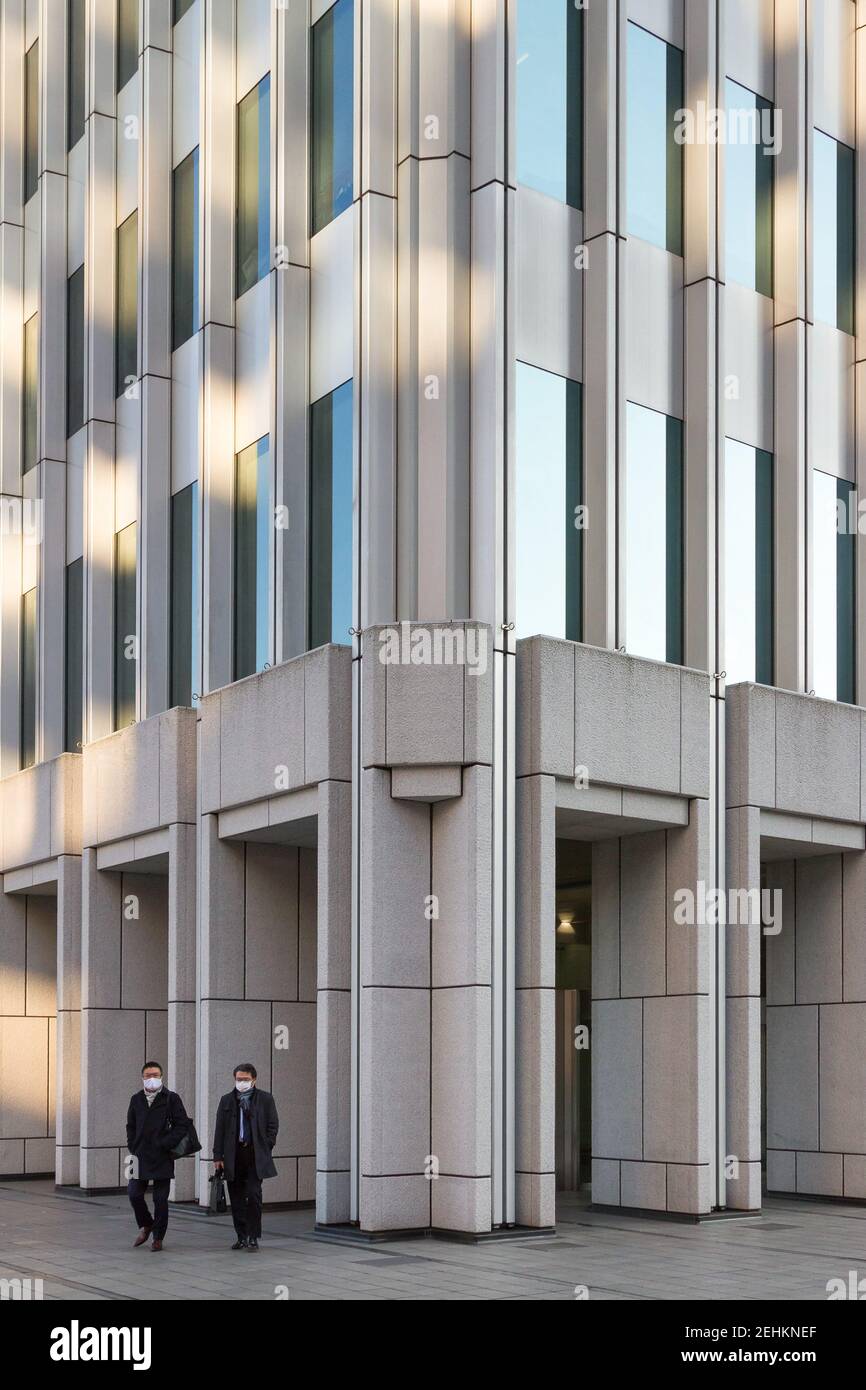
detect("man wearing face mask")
(212, 1063), (279, 1252)
(126, 1062), (191, 1251)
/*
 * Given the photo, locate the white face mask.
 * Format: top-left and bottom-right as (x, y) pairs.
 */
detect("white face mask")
(143, 1078), (162, 1092)
(235, 1080), (253, 1093)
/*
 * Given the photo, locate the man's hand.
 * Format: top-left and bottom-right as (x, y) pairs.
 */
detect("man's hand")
(214, 1159), (224, 1170)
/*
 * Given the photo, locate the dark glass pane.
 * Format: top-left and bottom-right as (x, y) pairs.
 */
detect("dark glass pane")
(173, 148), (199, 348)
(116, 211), (138, 397)
(67, 266), (85, 437)
(65, 558), (83, 752)
(836, 478), (855, 703)
(515, 364), (582, 641)
(665, 415), (683, 664)
(25, 42), (39, 202)
(20, 588), (37, 769)
(23, 314), (38, 473)
(516, 0), (583, 210)
(114, 522), (137, 729)
(725, 80), (774, 296)
(309, 381), (353, 649)
(836, 141), (855, 336)
(68, 0), (86, 150)
(234, 438), (270, 679)
(664, 42), (683, 257)
(237, 76), (270, 297)
(173, 0), (195, 22)
(627, 23), (682, 254)
(311, 0), (354, 235)
(565, 379), (582, 641)
(171, 482), (199, 707)
(755, 449), (774, 685)
(754, 98), (775, 297)
(117, 0), (139, 93)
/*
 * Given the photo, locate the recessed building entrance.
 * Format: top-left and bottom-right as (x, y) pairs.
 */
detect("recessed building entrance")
(555, 840), (591, 1195)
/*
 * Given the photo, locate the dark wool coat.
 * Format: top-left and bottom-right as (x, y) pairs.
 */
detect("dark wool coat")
(212, 1088), (279, 1181)
(126, 1088), (190, 1181)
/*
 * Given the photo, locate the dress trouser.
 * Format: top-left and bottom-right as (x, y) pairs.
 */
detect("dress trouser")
(128, 1178), (171, 1239)
(228, 1142), (263, 1240)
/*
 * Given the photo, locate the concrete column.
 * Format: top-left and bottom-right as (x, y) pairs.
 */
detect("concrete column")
(514, 771), (556, 1228)
(200, 0), (235, 693)
(582, 0), (623, 650)
(55, 853), (82, 1184)
(430, 764), (493, 1232)
(0, 887), (57, 1178)
(315, 777), (352, 1224)
(358, 765), (431, 1231)
(274, 0), (309, 661)
(774, 0), (807, 693)
(139, 41), (172, 718)
(683, 0), (718, 676)
(359, 0), (397, 629)
(395, 0), (470, 621)
(856, 9), (866, 701)
(168, 822), (196, 1199)
(725, 804), (762, 1210)
(0, 0), (25, 777)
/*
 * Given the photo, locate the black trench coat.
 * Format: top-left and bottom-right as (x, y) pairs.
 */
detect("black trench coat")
(126, 1088), (190, 1181)
(212, 1088), (279, 1181)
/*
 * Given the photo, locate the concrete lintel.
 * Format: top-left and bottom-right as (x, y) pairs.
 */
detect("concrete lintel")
(3, 857), (60, 894)
(554, 778), (691, 839)
(218, 783), (320, 846)
(96, 826), (172, 873)
(760, 808), (866, 860)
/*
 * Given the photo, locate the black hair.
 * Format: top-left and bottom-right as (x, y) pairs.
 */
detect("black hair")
(233, 1063), (257, 1079)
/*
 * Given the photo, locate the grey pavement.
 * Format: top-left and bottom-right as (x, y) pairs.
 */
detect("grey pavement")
(1, 1182), (865, 1300)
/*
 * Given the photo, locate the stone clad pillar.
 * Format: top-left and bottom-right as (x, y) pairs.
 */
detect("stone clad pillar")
(357, 621), (496, 1234)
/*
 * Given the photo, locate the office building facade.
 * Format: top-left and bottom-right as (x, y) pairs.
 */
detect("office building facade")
(1, 0), (865, 1236)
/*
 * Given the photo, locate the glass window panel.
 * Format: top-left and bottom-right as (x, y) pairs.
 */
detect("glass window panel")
(835, 141), (855, 336)
(114, 522), (137, 730)
(171, 482), (199, 707)
(725, 80), (774, 296)
(20, 588), (37, 770)
(812, 471), (855, 703)
(173, 147), (200, 348)
(724, 440), (774, 686)
(234, 437), (271, 679)
(515, 362), (582, 641)
(68, 0), (86, 150)
(627, 23), (682, 254)
(625, 401), (683, 664)
(67, 266), (85, 437)
(309, 381), (353, 649)
(237, 76), (271, 297)
(23, 314), (38, 473)
(65, 557), (83, 753)
(173, 0), (195, 22)
(516, 0), (583, 208)
(117, 0), (139, 92)
(116, 211), (138, 398)
(25, 42), (38, 202)
(311, 0), (354, 235)
(813, 131), (855, 335)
